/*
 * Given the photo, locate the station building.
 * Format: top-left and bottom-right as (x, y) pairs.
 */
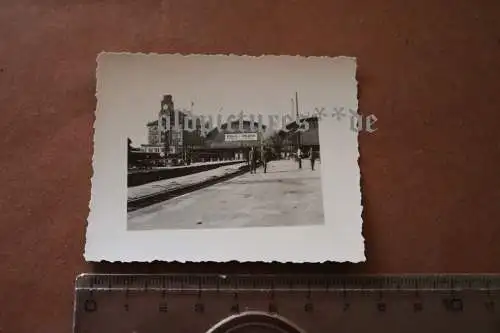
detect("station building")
(191, 120), (267, 162)
(277, 116), (320, 158)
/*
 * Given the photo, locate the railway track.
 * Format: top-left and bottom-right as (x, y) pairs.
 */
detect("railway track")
(127, 164), (252, 212)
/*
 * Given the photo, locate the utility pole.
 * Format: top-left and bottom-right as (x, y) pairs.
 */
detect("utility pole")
(295, 91), (300, 149)
(295, 91), (302, 169)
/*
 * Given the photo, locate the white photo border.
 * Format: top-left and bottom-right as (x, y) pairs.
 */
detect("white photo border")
(84, 53), (364, 263)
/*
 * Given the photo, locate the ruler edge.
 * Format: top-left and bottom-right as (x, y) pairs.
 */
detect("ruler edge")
(73, 274), (500, 332)
(74, 273), (500, 291)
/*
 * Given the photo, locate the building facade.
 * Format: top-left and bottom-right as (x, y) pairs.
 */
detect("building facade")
(191, 120), (266, 161)
(141, 94), (206, 159)
(147, 120), (160, 145)
(279, 116), (320, 157)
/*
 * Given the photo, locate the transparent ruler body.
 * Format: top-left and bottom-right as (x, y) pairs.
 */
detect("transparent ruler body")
(74, 274), (500, 333)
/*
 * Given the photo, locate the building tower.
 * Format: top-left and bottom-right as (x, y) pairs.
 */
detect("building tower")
(159, 94), (185, 155)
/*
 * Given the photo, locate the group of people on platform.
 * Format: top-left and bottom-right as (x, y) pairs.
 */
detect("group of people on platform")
(246, 146), (319, 174)
(296, 147), (318, 171)
(247, 147), (271, 174)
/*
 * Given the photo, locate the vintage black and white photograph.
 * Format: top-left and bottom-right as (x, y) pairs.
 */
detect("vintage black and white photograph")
(127, 92), (323, 230)
(86, 53), (363, 263)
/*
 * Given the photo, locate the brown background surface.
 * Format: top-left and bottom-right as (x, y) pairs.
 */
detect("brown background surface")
(1, 1), (499, 332)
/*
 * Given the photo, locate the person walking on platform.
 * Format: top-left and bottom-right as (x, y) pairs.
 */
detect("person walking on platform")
(297, 147), (302, 169)
(261, 148), (269, 173)
(249, 147), (256, 174)
(309, 147), (317, 171)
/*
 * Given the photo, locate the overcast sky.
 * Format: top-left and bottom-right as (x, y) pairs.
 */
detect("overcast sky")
(97, 54), (357, 146)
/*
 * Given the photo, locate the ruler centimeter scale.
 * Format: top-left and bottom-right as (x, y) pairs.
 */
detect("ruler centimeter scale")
(74, 274), (500, 333)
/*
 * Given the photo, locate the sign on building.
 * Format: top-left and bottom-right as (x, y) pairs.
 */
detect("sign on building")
(224, 133), (258, 142)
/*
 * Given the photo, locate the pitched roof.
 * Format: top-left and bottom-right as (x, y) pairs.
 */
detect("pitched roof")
(203, 120), (266, 147)
(280, 117), (319, 146)
(206, 120), (266, 138)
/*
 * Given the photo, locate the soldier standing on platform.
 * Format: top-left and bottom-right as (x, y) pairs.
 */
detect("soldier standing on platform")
(249, 147), (256, 174)
(261, 148), (269, 173)
(309, 147), (316, 171)
(297, 147), (302, 169)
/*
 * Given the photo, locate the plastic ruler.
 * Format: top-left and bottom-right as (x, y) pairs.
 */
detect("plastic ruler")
(74, 274), (500, 332)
